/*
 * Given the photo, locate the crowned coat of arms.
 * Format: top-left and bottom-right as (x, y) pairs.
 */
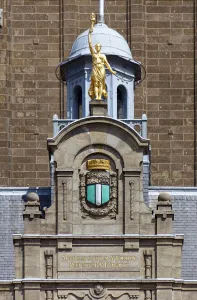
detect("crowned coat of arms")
(79, 159), (117, 219)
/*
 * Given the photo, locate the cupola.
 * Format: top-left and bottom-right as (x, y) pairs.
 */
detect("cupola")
(59, 2), (141, 120)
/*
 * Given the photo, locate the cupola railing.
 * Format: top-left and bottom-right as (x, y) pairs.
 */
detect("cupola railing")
(52, 114), (148, 139)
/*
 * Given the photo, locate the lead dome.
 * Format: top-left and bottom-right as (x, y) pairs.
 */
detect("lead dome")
(69, 23), (132, 60)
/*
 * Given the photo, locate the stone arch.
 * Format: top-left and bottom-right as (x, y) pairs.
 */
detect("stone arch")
(73, 144), (124, 171)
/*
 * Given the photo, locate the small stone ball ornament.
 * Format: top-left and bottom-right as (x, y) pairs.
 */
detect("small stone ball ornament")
(158, 192), (171, 202)
(26, 192), (40, 203)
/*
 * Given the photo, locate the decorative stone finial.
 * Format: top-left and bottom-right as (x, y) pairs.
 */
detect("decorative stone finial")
(158, 192), (171, 203)
(26, 192), (40, 203)
(24, 192), (41, 223)
(155, 192), (174, 234)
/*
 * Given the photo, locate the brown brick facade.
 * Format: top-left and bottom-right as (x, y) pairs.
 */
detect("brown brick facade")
(0, 0), (196, 186)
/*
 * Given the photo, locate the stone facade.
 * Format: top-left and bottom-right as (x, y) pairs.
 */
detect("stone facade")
(0, 0), (197, 299)
(0, 0), (196, 187)
(0, 114), (197, 299)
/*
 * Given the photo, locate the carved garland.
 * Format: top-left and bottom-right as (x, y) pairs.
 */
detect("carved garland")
(129, 181), (134, 220)
(57, 293), (139, 300)
(62, 180), (67, 220)
(79, 171), (117, 219)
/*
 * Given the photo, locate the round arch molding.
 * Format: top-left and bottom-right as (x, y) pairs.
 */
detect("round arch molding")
(47, 116), (149, 170)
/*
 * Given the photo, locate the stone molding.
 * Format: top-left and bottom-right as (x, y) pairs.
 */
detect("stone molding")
(47, 117), (149, 149)
(12, 234), (184, 240)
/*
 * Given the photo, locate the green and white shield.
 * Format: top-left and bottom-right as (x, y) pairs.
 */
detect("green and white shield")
(87, 184), (110, 206)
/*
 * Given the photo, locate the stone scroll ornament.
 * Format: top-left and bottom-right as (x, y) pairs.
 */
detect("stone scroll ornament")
(79, 159), (117, 219)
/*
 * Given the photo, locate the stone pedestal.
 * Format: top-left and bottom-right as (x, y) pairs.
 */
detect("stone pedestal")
(89, 100), (108, 116)
(23, 192), (41, 234)
(155, 192), (174, 234)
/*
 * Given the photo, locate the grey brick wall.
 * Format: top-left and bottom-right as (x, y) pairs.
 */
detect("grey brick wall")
(0, 188), (51, 280)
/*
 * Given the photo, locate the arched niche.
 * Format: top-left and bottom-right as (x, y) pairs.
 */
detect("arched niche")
(73, 85), (82, 119)
(117, 85), (127, 119)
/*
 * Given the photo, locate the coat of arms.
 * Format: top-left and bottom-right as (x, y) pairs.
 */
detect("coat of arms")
(79, 159), (117, 218)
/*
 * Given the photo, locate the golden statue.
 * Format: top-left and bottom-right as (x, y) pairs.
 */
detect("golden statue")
(88, 13), (116, 101)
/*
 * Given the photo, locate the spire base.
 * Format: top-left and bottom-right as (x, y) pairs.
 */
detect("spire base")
(98, 16), (105, 23)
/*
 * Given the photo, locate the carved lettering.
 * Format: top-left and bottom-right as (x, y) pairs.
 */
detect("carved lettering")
(58, 253), (138, 272)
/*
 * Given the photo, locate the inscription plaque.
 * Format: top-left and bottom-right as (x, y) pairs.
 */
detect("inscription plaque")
(58, 253), (139, 272)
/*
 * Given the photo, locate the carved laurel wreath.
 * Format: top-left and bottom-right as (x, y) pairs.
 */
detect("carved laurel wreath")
(79, 170), (117, 219)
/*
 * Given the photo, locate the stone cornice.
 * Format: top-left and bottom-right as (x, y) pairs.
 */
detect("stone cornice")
(13, 234), (184, 240)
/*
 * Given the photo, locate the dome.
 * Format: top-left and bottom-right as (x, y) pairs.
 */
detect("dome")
(69, 23), (132, 60)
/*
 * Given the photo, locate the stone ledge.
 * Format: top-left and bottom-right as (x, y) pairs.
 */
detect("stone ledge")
(5, 278), (197, 284)
(13, 234), (184, 240)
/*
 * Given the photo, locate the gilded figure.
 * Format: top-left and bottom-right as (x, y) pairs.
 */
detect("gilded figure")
(88, 13), (116, 100)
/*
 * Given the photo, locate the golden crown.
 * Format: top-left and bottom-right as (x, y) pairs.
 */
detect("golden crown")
(87, 159), (110, 170)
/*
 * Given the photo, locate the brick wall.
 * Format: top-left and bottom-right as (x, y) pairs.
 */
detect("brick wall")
(145, 0), (195, 186)
(0, 0), (196, 186)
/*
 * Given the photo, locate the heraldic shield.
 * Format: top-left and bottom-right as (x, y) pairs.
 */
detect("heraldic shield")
(87, 184), (110, 206)
(86, 173), (110, 207)
(79, 159), (117, 218)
